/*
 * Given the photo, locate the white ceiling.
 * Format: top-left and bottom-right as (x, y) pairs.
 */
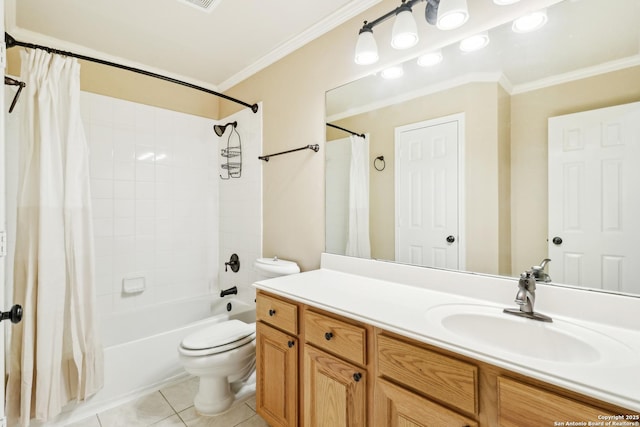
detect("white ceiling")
(6, 0), (381, 91)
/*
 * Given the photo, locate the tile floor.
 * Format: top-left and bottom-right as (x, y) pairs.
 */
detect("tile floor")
(67, 377), (268, 427)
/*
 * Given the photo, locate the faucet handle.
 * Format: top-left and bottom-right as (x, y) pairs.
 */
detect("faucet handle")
(519, 270), (536, 290)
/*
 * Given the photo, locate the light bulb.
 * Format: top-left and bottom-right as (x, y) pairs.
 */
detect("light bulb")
(354, 27), (379, 65)
(459, 32), (490, 52)
(391, 6), (419, 50)
(437, 0), (469, 30)
(381, 65), (404, 79)
(417, 50), (443, 67)
(512, 9), (548, 33)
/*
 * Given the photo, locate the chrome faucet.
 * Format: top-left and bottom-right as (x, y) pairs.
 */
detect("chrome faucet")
(504, 270), (552, 322)
(531, 258), (552, 283)
(515, 271), (536, 313)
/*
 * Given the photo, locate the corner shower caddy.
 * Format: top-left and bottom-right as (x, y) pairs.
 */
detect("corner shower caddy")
(219, 121), (242, 179)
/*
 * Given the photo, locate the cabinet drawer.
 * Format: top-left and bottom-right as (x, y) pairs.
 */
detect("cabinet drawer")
(498, 377), (614, 426)
(305, 310), (367, 365)
(377, 334), (478, 415)
(375, 378), (477, 427)
(256, 293), (298, 335)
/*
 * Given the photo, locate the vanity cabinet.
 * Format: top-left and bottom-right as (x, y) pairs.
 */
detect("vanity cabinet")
(304, 345), (367, 426)
(255, 293), (299, 427)
(498, 377), (608, 427)
(255, 291), (635, 427)
(303, 309), (371, 426)
(375, 378), (478, 427)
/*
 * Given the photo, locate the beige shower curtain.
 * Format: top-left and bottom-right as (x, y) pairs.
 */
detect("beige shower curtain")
(6, 49), (104, 426)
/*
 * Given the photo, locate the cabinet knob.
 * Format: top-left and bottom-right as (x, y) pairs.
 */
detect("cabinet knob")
(353, 372), (362, 382)
(324, 332), (333, 341)
(287, 340), (295, 348)
(268, 309), (276, 316)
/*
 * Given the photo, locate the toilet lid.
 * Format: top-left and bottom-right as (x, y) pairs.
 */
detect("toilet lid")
(181, 320), (255, 351)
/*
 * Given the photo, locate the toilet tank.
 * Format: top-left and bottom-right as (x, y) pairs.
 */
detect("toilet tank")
(254, 256), (300, 280)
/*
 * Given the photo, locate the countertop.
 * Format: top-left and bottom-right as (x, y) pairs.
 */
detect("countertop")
(253, 258), (640, 413)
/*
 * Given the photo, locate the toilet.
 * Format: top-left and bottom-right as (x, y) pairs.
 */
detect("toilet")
(178, 256), (299, 416)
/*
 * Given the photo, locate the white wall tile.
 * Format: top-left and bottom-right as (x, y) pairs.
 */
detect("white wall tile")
(81, 92), (223, 317)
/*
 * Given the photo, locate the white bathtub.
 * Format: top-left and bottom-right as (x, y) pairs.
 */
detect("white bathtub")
(48, 295), (255, 425)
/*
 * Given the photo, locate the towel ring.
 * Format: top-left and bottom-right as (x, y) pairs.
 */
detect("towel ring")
(374, 156), (386, 171)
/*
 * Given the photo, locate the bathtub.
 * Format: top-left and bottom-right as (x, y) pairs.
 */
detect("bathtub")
(51, 295), (255, 425)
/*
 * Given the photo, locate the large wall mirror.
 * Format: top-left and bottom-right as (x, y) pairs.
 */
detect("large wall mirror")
(325, 0), (640, 297)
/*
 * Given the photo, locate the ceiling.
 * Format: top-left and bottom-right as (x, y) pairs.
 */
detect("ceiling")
(6, 0), (381, 91)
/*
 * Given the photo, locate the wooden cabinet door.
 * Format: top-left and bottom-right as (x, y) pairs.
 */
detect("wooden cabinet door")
(374, 378), (478, 427)
(498, 377), (615, 427)
(256, 322), (298, 427)
(304, 345), (367, 427)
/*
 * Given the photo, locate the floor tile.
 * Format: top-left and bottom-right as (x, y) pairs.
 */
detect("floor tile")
(152, 414), (187, 426)
(65, 414), (102, 427)
(178, 403), (255, 427)
(235, 414), (268, 427)
(244, 397), (256, 412)
(160, 377), (199, 413)
(98, 391), (175, 427)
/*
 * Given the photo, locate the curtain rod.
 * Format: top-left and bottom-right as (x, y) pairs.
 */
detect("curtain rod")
(326, 123), (365, 138)
(4, 33), (259, 114)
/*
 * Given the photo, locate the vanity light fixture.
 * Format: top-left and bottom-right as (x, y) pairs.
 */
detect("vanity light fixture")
(459, 32), (490, 52)
(381, 65), (404, 79)
(436, 0), (469, 30)
(355, 0), (472, 65)
(512, 9), (548, 33)
(354, 26), (379, 65)
(391, 4), (419, 49)
(417, 50), (443, 67)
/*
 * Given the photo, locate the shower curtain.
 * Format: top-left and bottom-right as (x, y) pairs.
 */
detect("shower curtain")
(6, 49), (104, 426)
(345, 134), (371, 258)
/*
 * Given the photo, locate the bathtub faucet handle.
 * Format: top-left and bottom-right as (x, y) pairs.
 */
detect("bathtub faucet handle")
(224, 253), (240, 273)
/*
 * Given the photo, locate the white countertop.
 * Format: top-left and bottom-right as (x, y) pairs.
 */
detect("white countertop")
(253, 254), (640, 412)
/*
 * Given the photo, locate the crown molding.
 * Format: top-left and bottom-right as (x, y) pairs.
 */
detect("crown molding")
(326, 72), (506, 122)
(217, 0), (382, 91)
(327, 55), (640, 121)
(510, 55), (640, 95)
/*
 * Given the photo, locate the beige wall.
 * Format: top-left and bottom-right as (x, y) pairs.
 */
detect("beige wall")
(7, 49), (219, 119)
(327, 82), (507, 276)
(511, 66), (640, 275)
(497, 85), (512, 276)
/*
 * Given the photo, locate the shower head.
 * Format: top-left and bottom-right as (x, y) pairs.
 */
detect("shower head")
(214, 121), (237, 137)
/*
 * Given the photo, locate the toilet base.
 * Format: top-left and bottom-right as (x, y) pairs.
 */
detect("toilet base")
(194, 372), (256, 416)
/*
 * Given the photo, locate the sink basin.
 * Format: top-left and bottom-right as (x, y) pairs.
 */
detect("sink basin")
(426, 304), (632, 364)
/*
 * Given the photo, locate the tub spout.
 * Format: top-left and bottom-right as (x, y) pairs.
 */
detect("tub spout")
(220, 286), (238, 297)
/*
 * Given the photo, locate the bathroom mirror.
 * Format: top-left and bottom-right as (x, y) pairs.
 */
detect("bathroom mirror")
(325, 0), (640, 297)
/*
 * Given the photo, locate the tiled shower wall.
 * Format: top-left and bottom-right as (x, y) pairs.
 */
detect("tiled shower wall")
(5, 91), (262, 318)
(81, 93), (220, 315)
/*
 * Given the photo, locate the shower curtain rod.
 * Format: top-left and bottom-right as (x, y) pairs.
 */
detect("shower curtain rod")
(4, 33), (259, 114)
(326, 123), (365, 138)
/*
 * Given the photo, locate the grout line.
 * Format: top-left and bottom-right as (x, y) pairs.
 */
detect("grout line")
(158, 389), (180, 416)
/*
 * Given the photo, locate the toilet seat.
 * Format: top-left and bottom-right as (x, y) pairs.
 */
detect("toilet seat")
(179, 319), (256, 357)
